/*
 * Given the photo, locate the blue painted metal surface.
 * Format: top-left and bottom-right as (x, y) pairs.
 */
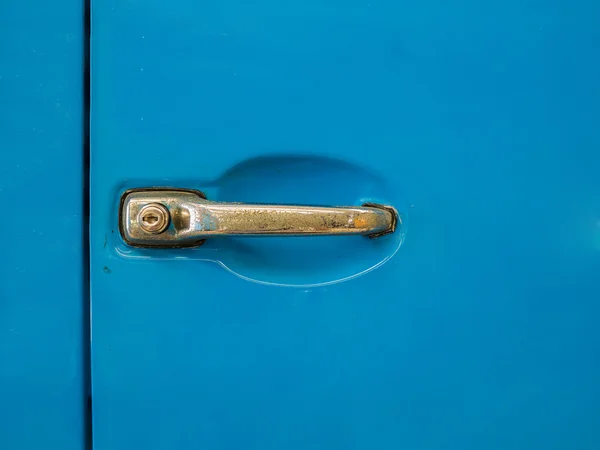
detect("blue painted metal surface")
(0, 1), (87, 449)
(92, 1), (600, 449)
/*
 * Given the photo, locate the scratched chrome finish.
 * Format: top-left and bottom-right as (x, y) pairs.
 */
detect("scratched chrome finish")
(120, 188), (399, 248)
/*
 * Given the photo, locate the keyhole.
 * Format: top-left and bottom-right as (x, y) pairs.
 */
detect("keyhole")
(137, 203), (170, 234)
(143, 213), (159, 225)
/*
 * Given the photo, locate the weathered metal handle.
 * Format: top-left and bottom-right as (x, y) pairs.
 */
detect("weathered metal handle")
(120, 189), (398, 248)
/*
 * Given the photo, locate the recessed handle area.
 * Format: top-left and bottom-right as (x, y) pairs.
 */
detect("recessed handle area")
(120, 188), (399, 248)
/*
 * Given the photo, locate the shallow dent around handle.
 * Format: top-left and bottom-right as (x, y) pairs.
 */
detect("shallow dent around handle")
(113, 155), (406, 287)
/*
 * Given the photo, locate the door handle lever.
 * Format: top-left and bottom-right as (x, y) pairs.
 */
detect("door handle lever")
(120, 188), (399, 248)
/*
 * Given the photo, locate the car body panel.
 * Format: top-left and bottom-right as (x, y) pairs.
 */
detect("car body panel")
(0, 1), (87, 449)
(91, 1), (600, 449)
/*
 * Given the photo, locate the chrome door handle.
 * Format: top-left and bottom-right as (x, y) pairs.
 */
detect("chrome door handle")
(120, 188), (399, 248)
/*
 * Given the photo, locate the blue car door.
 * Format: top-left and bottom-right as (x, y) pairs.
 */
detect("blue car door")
(91, 1), (600, 449)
